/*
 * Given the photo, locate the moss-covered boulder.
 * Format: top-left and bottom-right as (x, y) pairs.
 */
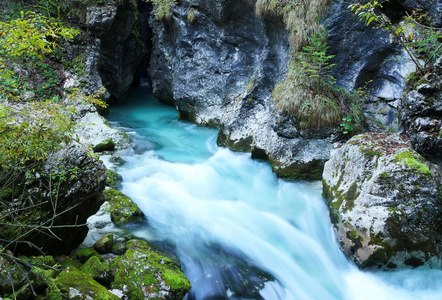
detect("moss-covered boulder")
(94, 233), (114, 254)
(81, 256), (112, 286)
(93, 138), (116, 152)
(104, 189), (145, 225)
(323, 133), (442, 269)
(110, 239), (191, 300)
(53, 266), (119, 300)
(106, 169), (123, 188)
(74, 247), (102, 263)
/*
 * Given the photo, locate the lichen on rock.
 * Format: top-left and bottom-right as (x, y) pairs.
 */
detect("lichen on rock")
(323, 132), (442, 269)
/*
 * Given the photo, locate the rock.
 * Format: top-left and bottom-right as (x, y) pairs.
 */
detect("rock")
(81, 256), (112, 286)
(149, 0), (336, 179)
(73, 100), (131, 150)
(75, 248), (102, 264)
(112, 242), (127, 255)
(110, 239), (191, 300)
(400, 64), (442, 165)
(323, 0), (415, 96)
(94, 233), (114, 254)
(0, 142), (107, 256)
(69, 0), (148, 102)
(323, 133), (442, 269)
(104, 189), (145, 226)
(106, 169), (123, 189)
(93, 138), (116, 152)
(53, 266), (119, 300)
(0, 254), (28, 296)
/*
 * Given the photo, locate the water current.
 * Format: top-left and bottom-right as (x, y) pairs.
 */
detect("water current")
(103, 87), (442, 300)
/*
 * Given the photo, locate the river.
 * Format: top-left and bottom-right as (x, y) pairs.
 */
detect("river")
(103, 87), (442, 300)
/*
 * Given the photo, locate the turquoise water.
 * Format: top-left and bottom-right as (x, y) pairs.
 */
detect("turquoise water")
(105, 87), (442, 300)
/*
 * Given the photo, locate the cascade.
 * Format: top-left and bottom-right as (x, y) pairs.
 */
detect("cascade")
(102, 87), (442, 300)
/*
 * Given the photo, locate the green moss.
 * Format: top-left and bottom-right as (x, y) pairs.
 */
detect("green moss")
(106, 169), (123, 188)
(394, 151), (431, 176)
(24, 255), (56, 267)
(359, 146), (383, 158)
(379, 172), (389, 179)
(343, 182), (359, 211)
(53, 267), (119, 300)
(81, 256), (111, 285)
(104, 189), (144, 226)
(361, 232), (393, 269)
(271, 160), (323, 181)
(74, 248), (101, 263)
(58, 258), (83, 270)
(187, 7), (196, 24)
(110, 239), (191, 299)
(92, 138), (115, 152)
(346, 230), (357, 240)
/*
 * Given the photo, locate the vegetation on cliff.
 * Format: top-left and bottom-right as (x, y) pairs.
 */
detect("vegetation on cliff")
(253, 0), (365, 135)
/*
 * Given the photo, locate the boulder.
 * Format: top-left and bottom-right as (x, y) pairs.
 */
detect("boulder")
(94, 233), (114, 254)
(81, 256), (112, 286)
(110, 239), (191, 300)
(53, 266), (119, 300)
(0, 142), (107, 256)
(104, 188), (145, 226)
(323, 133), (442, 269)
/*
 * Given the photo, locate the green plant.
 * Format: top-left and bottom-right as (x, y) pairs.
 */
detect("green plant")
(0, 11), (79, 101)
(143, 0), (178, 20)
(340, 115), (354, 135)
(273, 30), (364, 132)
(187, 7), (196, 24)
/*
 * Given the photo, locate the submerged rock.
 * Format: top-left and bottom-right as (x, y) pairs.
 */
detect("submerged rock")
(323, 133), (442, 269)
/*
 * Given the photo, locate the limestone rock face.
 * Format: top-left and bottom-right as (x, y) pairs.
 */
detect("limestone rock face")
(148, 0), (334, 179)
(323, 133), (442, 269)
(67, 0), (148, 102)
(400, 57), (442, 165)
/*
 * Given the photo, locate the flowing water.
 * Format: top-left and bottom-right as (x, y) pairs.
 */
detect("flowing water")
(103, 87), (442, 300)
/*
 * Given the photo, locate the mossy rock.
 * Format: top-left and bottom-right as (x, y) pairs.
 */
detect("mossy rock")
(106, 169), (122, 188)
(53, 266), (119, 300)
(112, 242), (127, 255)
(0, 256), (28, 296)
(93, 233), (114, 254)
(23, 255), (56, 267)
(58, 257), (84, 270)
(81, 256), (112, 286)
(104, 189), (145, 226)
(74, 248), (102, 263)
(271, 159), (324, 181)
(110, 239), (191, 300)
(93, 138), (115, 152)
(394, 151), (431, 176)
